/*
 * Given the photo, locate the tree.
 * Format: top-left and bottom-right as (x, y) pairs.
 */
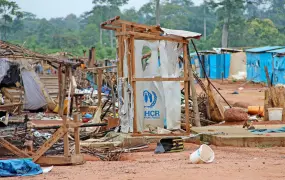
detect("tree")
(155, 0), (160, 25)
(0, 0), (23, 40)
(208, 0), (244, 47)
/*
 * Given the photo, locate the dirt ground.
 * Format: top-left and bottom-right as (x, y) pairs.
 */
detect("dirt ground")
(5, 144), (285, 180)
(196, 80), (266, 106)
(6, 81), (284, 180)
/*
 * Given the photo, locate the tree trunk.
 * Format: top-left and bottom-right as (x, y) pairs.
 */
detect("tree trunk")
(203, 4), (207, 40)
(221, 16), (229, 48)
(110, 31), (113, 48)
(156, 0), (160, 25)
(100, 28), (103, 44)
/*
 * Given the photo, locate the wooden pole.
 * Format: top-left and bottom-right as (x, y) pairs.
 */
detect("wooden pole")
(63, 66), (70, 157)
(187, 44), (201, 127)
(58, 64), (64, 116)
(183, 43), (190, 133)
(90, 47), (95, 68)
(73, 113), (80, 154)
(97, 69), (103, 107)
(111, 80), (116, 118)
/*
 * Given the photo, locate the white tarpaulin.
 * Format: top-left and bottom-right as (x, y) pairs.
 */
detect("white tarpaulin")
(0, 59), (10, 83)
(134, 40), (182, 132)
(22, 70), (47, 110)
(119, 39), (183, 132)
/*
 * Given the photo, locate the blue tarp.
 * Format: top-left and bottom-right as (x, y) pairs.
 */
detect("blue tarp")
(0, 159), (43, 177)
(250, 126), (285, 135)
(190, 54), (230, 79)
(246, 46), (285, 83)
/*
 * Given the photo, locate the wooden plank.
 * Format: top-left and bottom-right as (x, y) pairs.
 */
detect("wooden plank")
(264, 90), (269, 121)
(73, 113), (80, 154)
(116, 32), (188, 43)
(264, 66), (272, 87)
(63, 67), (70, 157)
(97, 69), (103, 107)
(183, 43), (190, 133)
(130, 35), (138, 133)
(86, 65), (117, 71)
(36, 154), (85, 166)
(32, 126), (67, 162)
(188, 47), (201, 127)
(132, 77), (186, 82)
(58, 65), (64, 116)
(131, 133), (188, 137)
(117, 29), (123, 78)
(0, 138), (30, 158)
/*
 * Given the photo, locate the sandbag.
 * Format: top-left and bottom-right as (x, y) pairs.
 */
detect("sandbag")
(224, 108), (248, 122)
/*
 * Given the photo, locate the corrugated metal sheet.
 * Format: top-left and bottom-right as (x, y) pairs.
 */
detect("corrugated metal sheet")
(161, 28), (202, 39)
(268, 48), (285, 54)
(246, 46), (284, 53)
(273, 56), (285, 85)
(190, 54), (231, 79)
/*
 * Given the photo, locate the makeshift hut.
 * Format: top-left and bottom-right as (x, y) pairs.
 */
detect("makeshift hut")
(246, 46), (284, 83)
(0, 41), (79, 112)
(268, 48), (285, 85)
(191, 48), (242, 79)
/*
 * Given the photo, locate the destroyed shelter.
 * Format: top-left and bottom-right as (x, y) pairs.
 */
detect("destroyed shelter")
(101, 16), (202, 134)
(0, 40), (60, 113)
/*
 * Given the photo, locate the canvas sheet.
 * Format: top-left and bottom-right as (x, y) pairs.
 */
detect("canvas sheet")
(22, 70), (47, 110)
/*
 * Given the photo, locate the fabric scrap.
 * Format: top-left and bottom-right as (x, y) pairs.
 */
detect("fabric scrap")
(250, 126), (285, 135)
(0, 159), (43, 177)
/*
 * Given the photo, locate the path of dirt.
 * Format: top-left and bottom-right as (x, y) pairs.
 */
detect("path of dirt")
(8, 143), (285, 180)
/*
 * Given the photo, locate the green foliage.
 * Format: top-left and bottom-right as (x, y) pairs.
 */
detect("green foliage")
(0, 0), (284, 59)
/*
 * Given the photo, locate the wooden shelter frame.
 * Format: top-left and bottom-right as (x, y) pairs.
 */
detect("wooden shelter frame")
(101, 16), (199, 134)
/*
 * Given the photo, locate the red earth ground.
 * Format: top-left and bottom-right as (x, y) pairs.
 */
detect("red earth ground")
(6, 143), (285, 180)
(7, 81), (284, 180)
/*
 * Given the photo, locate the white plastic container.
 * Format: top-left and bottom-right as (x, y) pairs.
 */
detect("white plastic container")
(190, 144), (215, 164)
(268, 108), (283, 121)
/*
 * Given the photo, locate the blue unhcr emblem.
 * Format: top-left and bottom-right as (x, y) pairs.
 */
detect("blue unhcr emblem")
(143, 90), (157, 108)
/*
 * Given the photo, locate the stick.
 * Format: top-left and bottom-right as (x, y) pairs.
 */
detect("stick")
(187, 44), (201, 127)
(190, 39), (231, 108)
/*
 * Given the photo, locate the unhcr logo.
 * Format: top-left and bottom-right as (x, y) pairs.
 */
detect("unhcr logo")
(143, 90), (160, 119)
(143, 90), (157, 108)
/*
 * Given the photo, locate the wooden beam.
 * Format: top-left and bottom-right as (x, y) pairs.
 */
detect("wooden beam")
(116, 32), (188, 43)
(183, 43), (190, 133)
(0, 138), (30, 158)
(73, 113), (80, 154)
(32, 126), (67, 162)
(63, 66), (70, 157)
(116, 19), (161, 33)
(36, 154), (85, 166)
(130, 35), (138, 133)
(58, 64), (64, 116)
(188, 46), (201, 127)
(132, 77), (186, 82)
(86, 65), (117, 71)
(90, 47), (95, 68)
(97, 69), (103, 107)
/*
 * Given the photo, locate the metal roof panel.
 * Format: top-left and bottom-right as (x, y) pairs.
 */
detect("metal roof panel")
(268, 48), (285, 54)
(246, 46), (284, 53)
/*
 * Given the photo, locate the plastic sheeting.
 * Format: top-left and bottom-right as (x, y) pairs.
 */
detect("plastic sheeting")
(1, 63), (21, 87)
(134, 40), (182, 131)
(22, 69), (47, 110)
(0, 59), (10, 83)
(0, 159), (43, 177)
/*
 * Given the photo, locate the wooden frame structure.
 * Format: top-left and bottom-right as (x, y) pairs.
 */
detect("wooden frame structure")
(101, 16), (201, 134)
(0, 63), (85, 166)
